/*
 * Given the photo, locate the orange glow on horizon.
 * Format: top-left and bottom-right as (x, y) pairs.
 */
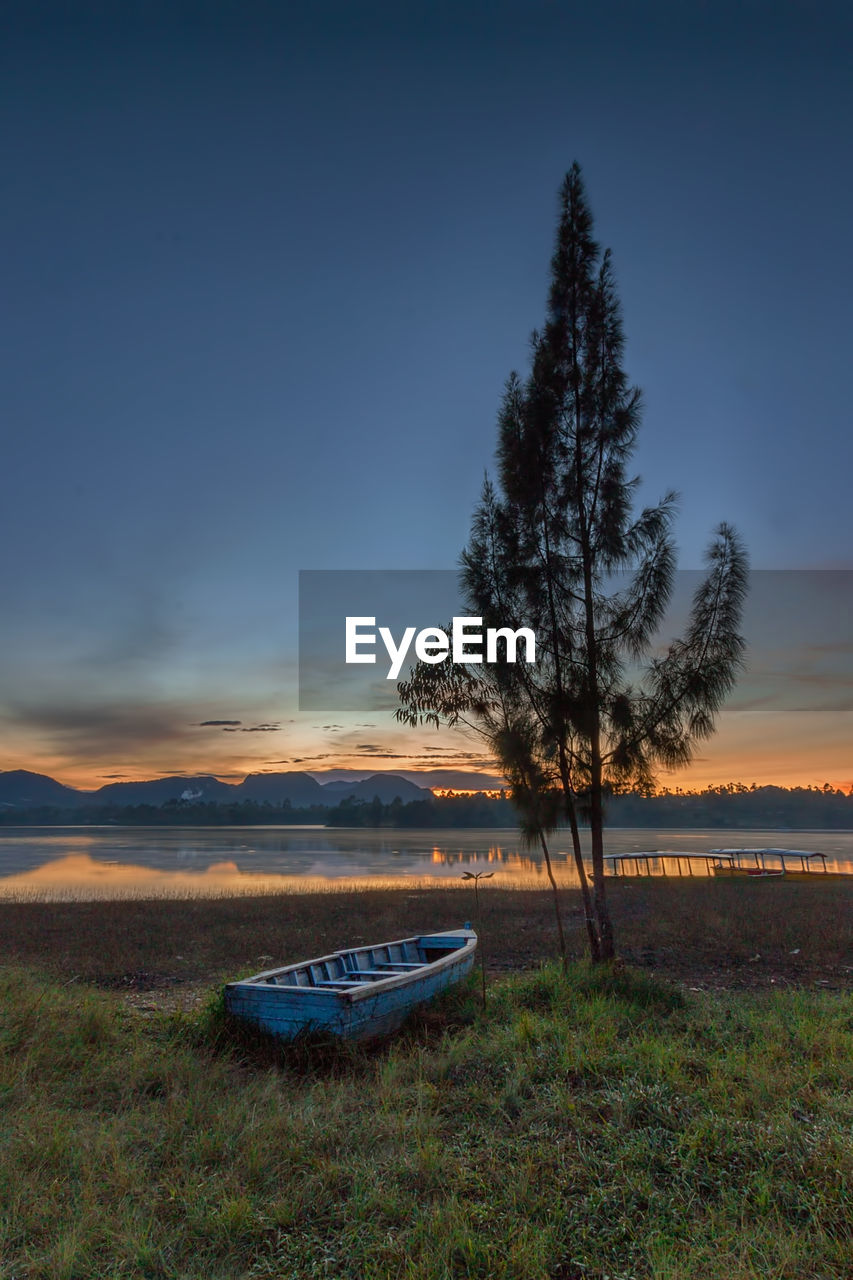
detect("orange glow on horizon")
(431, 788), (505, 799)
(2, 712), (851, 800)
(2, 752), (852, 796)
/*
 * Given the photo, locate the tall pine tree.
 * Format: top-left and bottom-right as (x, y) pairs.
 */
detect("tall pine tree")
(399, 164), (748, 960)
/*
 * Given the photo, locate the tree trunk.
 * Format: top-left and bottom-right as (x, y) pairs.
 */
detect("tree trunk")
(537, 829), (569, 973)
(540, 465), (600, 963)
(556, 749), (600, 960)
(579, 499), (616, 961)
(588, 769), (615, 961)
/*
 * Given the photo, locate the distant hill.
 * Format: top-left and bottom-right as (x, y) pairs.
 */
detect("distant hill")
(2, 768), (851, 828)
(0, 768), (427, 812)
(0, 770), (84, 810)
(308, 769), (505, 791)
(93, 776), (235, 807)
(235, 772), (326, 807)
(339, 774), (427, 803)
(394, 770), (505, 791)
(321, 780), (355, 797)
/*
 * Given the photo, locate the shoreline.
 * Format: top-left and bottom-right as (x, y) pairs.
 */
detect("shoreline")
(2, 825), (852, 903)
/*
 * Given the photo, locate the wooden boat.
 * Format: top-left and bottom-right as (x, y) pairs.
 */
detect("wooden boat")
(225, 927), (477, 1041)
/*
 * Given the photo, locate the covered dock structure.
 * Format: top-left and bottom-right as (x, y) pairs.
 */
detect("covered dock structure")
(710, 848), (831, 874)
(604, 851), (735, 877)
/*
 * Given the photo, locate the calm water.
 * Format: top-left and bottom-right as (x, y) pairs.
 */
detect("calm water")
(0, 826), (851, 899)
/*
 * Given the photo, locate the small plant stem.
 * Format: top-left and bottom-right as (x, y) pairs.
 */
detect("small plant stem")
(474, 878), (487, 1009)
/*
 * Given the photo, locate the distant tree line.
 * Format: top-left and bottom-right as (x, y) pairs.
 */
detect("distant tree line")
(0, 799), (333, 827)
(324, 793), (518, 828)
(1, 784), (851, 829)
(607, 783), (853, 829)
(322, 785), (853, 829)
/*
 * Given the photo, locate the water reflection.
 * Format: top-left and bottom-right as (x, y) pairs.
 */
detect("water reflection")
(429, 844), (558, 873)
(0, 826), (850, 900)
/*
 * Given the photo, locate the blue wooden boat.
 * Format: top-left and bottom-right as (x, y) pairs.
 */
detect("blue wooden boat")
(224, 926), (477, 1041)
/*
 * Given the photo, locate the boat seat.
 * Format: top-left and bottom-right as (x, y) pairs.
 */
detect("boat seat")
(343, 968), (414, 978)
(374, 961), (423, 969)
(339, 969), (391, 980)
(311, 964), (427, 988)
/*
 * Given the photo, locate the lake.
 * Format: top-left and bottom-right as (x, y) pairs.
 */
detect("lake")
(0, 825), (852, 899)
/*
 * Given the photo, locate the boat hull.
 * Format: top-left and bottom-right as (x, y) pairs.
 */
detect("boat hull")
(225, 928), (477, 1041)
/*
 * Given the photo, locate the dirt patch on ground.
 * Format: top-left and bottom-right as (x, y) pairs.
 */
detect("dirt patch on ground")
(3, 879), (850, 1012)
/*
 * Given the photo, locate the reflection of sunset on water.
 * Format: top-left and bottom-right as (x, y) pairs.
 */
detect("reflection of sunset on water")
(1, 827), (851, 901)
(0, 853), (568, 902)
(429, 845), (560, 874)
(0, 854), (249, 895)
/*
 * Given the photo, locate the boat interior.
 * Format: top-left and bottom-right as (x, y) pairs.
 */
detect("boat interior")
(254, 936), (461, 991)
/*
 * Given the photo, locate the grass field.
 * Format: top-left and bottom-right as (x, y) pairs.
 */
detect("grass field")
(1, 962), (851, 1279)
(1, 880), (851, 1278)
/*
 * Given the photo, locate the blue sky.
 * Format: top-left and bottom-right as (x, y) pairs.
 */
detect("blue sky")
(1, 1), (851, 788)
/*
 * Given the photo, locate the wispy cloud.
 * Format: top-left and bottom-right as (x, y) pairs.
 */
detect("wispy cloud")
(1, 701), (191, 757)
(221, 723), (281, 733)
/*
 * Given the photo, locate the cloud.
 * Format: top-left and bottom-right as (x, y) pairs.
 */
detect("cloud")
(353, 750), (410, 758)
(791, 671), (853, 691)
(798, 641), (853, 657)
(0, 701), (190, 757)
(0, 695), (287, 782)
(786, 701), (853, 714)
(197, 719), (242, 727)
(219, 722), (281, 733)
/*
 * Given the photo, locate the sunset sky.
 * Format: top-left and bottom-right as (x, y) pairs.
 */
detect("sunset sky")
(2, 1), (851, 793)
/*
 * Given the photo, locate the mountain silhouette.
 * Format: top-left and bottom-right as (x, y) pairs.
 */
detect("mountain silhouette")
(94, 776), (234, 807)
(235, 772), (326, 807)
(0, 770), (84, 809)
(339, 774), (426, 803)
(0, 768), (428, 811)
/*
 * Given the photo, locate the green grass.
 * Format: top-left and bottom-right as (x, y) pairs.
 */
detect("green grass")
(1, 965), (851, 1279)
